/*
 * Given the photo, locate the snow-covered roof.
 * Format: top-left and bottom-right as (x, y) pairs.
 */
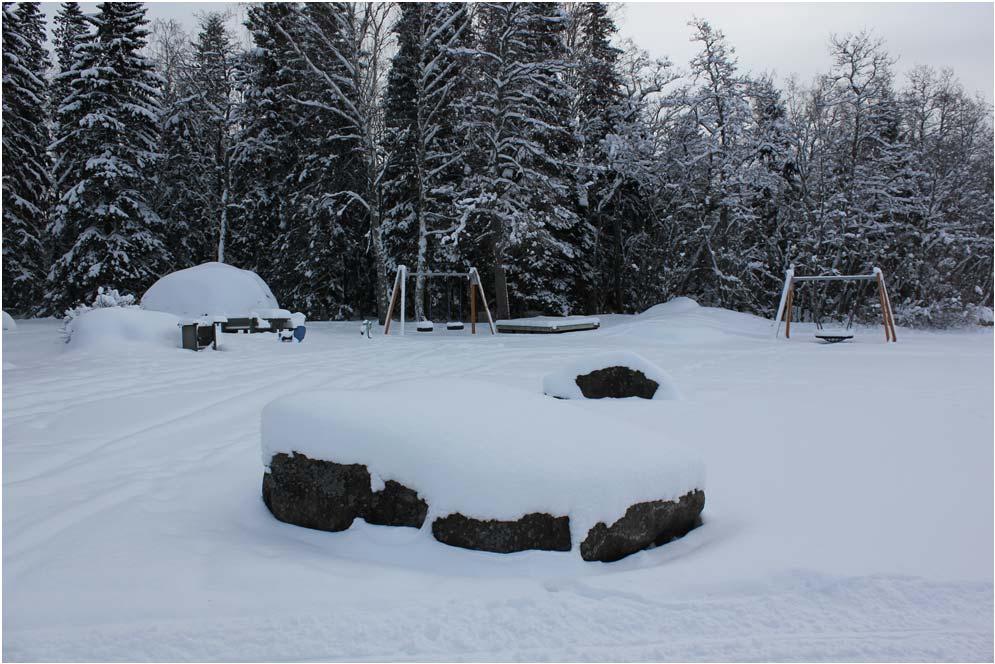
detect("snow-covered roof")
(141, 262), (281, 319)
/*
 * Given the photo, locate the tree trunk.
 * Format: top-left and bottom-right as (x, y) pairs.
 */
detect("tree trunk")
(371, 217), (388, 324)
(414, 216), (428, 321)
(218, 179), (228, 264)
(493, 261), (510, 321)
(491, 221), (510, 320)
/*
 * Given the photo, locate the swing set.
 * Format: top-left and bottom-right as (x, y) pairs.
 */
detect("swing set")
(383, 265), (496, 335)
(772, 266), (897, 343)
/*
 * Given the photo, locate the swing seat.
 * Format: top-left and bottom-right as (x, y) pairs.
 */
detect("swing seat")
(814, 327), (853, 343)
(446, 321), (464, 331)
(416, 321), (434, 332)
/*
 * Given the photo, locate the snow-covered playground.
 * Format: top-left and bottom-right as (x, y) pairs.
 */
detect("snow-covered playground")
(2, 300), (992, 661)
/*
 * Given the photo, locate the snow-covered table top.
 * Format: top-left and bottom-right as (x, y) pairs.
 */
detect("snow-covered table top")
(495, 316), (600, 332)
(262, 379), (702, 545)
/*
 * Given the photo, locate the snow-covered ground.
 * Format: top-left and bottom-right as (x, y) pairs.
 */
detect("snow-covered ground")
(3, 301), (992, 661)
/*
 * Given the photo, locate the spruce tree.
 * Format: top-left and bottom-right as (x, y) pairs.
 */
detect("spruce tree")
(50, 2), (88, 120)
(270, 2), (368, 319)
(2, 2), (52, 314)
(381, 2), (471, 321)
(47, 1), (91, 299)
(47, 2), (168, 311)
(571, 3), (625, 312)
(229, 3), (301, 292)
(461, 2), (584, 318)
(153, 13), (238, 268)
(521, 3), (592, 316)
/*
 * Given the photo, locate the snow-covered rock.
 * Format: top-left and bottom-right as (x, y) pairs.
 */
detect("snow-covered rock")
(67, 306), (180, 350)
(2, 311), (16, 331)
(542, 352), (680, 400)
(141, 262), (280, 319)
(261, 379), (703, 559)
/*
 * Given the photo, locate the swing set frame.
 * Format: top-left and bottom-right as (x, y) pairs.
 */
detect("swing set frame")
(772, 266), (897, 342)
(383, 265), (496, 336)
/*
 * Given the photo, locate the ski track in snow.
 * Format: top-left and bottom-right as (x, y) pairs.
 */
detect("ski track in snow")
(2, 311), (992, 661)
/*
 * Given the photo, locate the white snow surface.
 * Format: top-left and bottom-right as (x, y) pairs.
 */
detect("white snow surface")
(141, 262), (280, 318)
(250, 308), (292, 320)
(542, 351), (681, 400)
(263, 379), (702, 542)
(3, 299), (992, 661)
(2, 311), (16, 330)
(66, 306), (180, 350)
(495, 315), (601, 329)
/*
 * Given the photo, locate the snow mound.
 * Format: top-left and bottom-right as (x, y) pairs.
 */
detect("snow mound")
(607, 297), (771, 343)
(542, 352), (680, 400)
(639, 297), (701, 318)
(2, 311), (16, 331)
(141, 262), (280, 318)
(262, 379), (703, 545)
(68, 307), (180, 350)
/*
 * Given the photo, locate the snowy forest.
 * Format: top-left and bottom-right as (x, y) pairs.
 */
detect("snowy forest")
(2, 1), (992, 325)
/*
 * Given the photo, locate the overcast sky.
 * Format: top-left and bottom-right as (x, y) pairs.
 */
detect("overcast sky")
(38, 2), (995, 102)
(616, 3), (994, 101)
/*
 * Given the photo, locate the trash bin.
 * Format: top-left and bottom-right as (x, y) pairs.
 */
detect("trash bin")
(179, 322), (199, 351)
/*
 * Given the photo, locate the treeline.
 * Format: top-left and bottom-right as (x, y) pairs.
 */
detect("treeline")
(3, 2), (992, 325)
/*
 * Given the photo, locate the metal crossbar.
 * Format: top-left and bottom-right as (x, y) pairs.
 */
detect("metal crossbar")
(791, 274), (878, 282)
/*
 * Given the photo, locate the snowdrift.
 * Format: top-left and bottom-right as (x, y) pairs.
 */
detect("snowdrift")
(142, 262), (280, 319)
(67, 307), (179, 350)
(542, 351), (680, 400)
(262, 378), (703, 549)
(639, 296), (702, 318)
(602, 296), (772, 343)
(3, 311), (16, 331)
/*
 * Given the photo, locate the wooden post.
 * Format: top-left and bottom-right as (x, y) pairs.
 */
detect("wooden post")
(772, 266), (794, 339)
(875, 273), (891, 342)
(784, 281), (795, 339)
(476, 279), (495, 334)
(883, 275), (897, 342)
(876, 270), (897, 342)
(384, 268), (401, 335)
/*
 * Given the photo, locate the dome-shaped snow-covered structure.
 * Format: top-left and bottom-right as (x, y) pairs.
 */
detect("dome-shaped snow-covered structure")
(2, 311), (17, 331)
(142, 262), (281, 319)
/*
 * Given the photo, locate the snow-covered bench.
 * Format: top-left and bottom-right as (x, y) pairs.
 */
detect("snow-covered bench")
(261, 379), (704, 562)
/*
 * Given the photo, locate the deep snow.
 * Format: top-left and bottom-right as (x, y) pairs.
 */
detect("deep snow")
(2, 300), (992, 661)
(66, 306), (180, 350)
